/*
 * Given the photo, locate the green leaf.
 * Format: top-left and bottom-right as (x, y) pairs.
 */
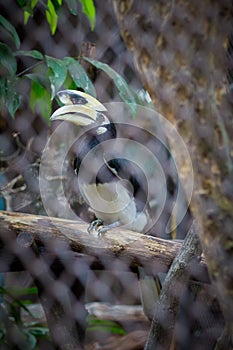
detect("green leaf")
(63, 57), (96, 97)
(24, 0), (39, 24)
(0, 77), (6, 107)
(87, 325), (126, 334)
(24, 9), (32, 24)
(17, 0), (28, 6)
(46, 0), (58, 35)
(15, 50), (44, 60)
(130, 88), (154, 108)
(63, 71), (78, 90)
(24, 11), (31, 25)
(0, 43), (17, 76)
(30, 80), (52, 122)
(46, 56), (67, 98)
(83, 57), (137, 115)
(5, 79), (20, 117)
(0, 15), (20, 49)
(28, 326), (50, 337)
(57, 0), (63, 5)
(65, 0), (78, 15)
(87, 316), (127, 335)
(0, 287), (32, 312)
(0, 328), (5, 340)
(23, 330), (37, 350)
(25, 73), (50, 91)
(5, 286), (38, 296)
(87, 318), (126, 335)
(79, 0), (96, 30)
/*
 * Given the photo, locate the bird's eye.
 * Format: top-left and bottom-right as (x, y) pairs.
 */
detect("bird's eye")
(70, 95), (87, 105)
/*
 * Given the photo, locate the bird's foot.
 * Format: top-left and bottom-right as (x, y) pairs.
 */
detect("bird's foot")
(88, 219), (121, 237)
(97, 221), (121, 236)
(87, 219), (103, 234)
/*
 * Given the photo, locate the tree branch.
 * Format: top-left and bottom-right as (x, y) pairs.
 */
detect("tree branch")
(0, 210), (207, 282)
(145, 223), (202, 349)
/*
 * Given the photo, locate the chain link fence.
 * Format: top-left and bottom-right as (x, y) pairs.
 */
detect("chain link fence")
(0, 1), (228, 349)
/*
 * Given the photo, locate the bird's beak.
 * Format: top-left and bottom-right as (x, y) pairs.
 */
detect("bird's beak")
(50, 105), (106, 126)
(56, 90), (107, 112)
(50, 90), (109, 126)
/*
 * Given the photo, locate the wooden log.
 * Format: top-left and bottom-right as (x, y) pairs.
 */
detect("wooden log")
(0, 210), (208, 282)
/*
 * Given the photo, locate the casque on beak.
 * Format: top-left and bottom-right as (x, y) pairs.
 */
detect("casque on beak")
(50, 90), (109, 127)
(56, 90), (107, 111)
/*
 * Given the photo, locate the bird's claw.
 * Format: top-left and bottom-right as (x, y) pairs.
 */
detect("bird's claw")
(88, 220), (120, 236)
(87, 219), (103, 234)
(96, 226), (109, 236)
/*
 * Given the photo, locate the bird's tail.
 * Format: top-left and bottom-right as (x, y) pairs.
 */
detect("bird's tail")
(138, 266), (162, 321)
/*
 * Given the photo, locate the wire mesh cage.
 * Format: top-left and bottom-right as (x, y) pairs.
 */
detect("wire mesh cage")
(0, 1), (231, 349)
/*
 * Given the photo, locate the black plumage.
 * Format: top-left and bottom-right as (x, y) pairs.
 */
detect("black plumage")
(73, 122), (148, 221)
(51, 90), (150, 234)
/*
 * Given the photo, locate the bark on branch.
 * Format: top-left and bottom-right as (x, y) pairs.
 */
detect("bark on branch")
(145, 223), (202, 349)
(0, 210), (207, 282)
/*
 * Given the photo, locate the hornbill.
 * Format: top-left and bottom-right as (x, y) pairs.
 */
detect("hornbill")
(50, 89), (163, 319)
(51, 89), (151, 235)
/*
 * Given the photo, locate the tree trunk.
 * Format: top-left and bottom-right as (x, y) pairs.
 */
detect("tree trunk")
(112, 0), (233, 344)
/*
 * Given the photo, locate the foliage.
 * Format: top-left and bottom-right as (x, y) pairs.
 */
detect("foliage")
(0, 2), (153, 346)
(87, 315), (127, 335)
(0, 286), (128, 349)
(0, 286), (50, 349)
(83, 57), (138, 115)
(16, 0), (96, 34)
(0, 1), (96, 121)
(0, 3), (152, 122)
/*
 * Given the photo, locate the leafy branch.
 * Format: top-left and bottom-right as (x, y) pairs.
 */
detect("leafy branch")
(17, 0), (96, 34)
(0, 7), (151, 122)
(0, 286), (50, 349)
